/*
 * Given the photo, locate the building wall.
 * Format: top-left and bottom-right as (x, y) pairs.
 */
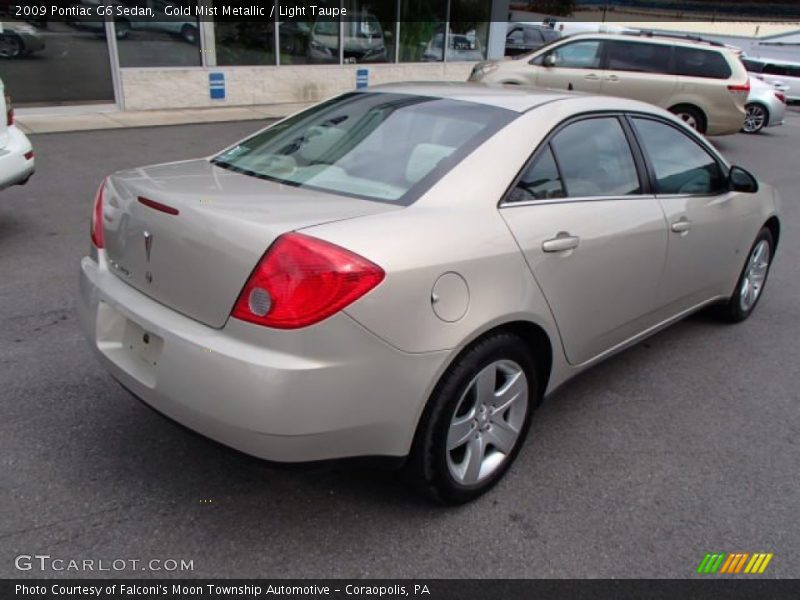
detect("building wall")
(120, 62), (477, 111)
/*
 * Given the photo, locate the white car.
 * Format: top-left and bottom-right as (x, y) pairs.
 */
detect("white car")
(0, 78), (34, 190)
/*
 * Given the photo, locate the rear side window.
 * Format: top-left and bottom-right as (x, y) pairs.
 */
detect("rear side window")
(632, 118), (726, 195)
(606, 41), (672, 74)
(762, 63), (787, 76)
(550, 118), (641, 198)
(674, 47), (732, 79)
(507, 145), (565, 203)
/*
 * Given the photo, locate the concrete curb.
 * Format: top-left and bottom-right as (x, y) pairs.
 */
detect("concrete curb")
(15, 103), (312, 134)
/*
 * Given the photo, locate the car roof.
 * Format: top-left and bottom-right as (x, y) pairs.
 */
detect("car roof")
(564, 31), (736, 52)
(365, 82), (573, 113)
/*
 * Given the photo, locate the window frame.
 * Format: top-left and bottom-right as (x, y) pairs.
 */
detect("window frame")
(499, 112), (652, 208)
(625, 113), (732, 199)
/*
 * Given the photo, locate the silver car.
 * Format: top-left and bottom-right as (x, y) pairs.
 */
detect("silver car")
(79, 84), (781, 504)
(742, 76), (787, 134)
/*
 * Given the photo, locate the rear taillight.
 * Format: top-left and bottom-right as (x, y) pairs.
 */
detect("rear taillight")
(728, 79), (751, 93)
(775, 91), (786, 104)
(231, 233), (384, 329)
(5, 92), (13, 126)
(90, 179), (106, 249)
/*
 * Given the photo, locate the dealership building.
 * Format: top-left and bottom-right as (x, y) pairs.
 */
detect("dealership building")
(4, 0), (512, 112)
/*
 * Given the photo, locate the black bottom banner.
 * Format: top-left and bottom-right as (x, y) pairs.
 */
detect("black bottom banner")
(3, 579), (800, 600)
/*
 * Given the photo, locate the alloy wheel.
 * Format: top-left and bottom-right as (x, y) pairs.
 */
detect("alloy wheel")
(739, 240), (770, 312)
(743, 104), (767, 133)
(446, 359), (528, 485)
(0, 35), (22, 58)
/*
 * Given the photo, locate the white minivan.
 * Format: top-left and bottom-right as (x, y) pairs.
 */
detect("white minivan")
(0, 78), (35, 191)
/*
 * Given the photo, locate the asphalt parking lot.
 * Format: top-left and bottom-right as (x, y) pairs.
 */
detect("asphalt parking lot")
(1, 111), (798, 579)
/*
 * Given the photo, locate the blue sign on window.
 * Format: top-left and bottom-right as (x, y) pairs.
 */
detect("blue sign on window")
(209, 72), (225, 100)
(356, 68), (369, 89)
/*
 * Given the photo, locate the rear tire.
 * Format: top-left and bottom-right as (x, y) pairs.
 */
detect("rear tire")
(742, 103), (768, 134)
(719, 227), (774, 323)
(0, 34), (23, 58)
(406, 332), (538, 504)
(669, 105), (706, 133)
(181, 24), (198, 45)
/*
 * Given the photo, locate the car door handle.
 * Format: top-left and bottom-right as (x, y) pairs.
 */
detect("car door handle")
(671, 219), (692, 233)
(584, 73), (600, 81)
(542, 234), (580, 253)
(604, 75), (619, 82)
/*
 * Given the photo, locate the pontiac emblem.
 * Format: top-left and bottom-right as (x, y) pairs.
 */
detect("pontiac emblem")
(143, 231), (153, 263)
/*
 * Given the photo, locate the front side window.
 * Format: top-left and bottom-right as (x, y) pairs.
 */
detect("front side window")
(507, 144), (565, 203)
(212, 93), (514, 204)
(674, 47), (732, 79)
(606, 41), (671, 74)
(550, 118), (641, 197)
(550, 40), (603, 69)
(632, 118), (726, 195)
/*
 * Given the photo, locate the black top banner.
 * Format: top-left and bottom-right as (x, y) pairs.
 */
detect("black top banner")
(4, 0), (800, 24)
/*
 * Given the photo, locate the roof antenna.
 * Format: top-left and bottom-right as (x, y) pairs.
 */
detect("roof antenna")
(568, 83), (574, 91)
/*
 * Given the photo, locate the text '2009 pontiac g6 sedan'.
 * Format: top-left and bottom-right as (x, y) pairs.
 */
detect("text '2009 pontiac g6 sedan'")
(78, 83), (781, 504)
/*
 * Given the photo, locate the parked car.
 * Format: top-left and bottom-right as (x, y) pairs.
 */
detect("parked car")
(541, 19), (637, 36)
(505, 22), (560, 57)
(742, 57), (800, 103)
(469, 32), (750, 135)
(0, 78), (34, 189)
(423, 31), (484, 62)
(66, 0), (199, 43)
(79, 84), (780, 504)
(310, 11), (388, 64)
(742, 76), (786, 134)
(0, 20), (46, 57)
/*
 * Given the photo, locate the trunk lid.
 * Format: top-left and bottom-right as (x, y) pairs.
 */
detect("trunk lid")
(102, 159), (399, 328)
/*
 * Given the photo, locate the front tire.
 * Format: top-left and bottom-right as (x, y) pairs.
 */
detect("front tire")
(742, 103), (768, 134)
(720, 227), (774, 322)
(407, 332), (537, 504)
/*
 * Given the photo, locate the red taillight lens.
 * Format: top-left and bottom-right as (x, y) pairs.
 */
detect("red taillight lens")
(90, 179), (106, 249)
(775, 91), (786, 104)
(5, 92), (13, 126)
(728, 78), (751, 93)
(231, 233), (385, 329)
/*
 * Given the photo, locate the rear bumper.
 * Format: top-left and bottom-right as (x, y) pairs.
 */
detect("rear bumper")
(78, 254), (448, 462)
(0, 126), (34, 190)
(706, 103), (747, 136)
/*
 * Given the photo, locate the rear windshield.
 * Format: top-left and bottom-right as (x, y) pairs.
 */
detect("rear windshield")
(212, 92), (515, 204)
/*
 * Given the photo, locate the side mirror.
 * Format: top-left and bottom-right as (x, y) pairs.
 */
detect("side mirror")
(542, 53), (556, 67)
(729, 165), (759, 193)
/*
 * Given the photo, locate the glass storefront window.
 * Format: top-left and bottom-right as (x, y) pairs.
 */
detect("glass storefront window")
(398, 0), (446, 62)
(115, 0), (202, 68)
(279, 0), (339, 65)
(446, 0), (490, 62)
(0, 16), (114, 105)
(342, 0), (395, 64)
(213, 0), (276, 66)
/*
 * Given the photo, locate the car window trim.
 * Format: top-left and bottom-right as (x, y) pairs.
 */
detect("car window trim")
(499, 111), (650, 208)
(624, 113), (732, 199)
